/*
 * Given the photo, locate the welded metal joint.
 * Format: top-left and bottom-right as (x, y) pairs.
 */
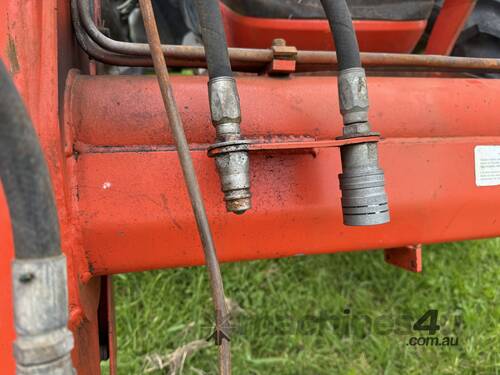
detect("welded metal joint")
(207, 76), (251, 214)
(12, 255), (75, 375)
(337, 67), (390, 226)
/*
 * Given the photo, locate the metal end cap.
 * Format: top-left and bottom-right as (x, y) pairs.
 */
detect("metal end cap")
(211, 147), (252, 214)
(339, 171), (390, 226)
(226, 196), (252, 215)
(224, 189), (251, 214)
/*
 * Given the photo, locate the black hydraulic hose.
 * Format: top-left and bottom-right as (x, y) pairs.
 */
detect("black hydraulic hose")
(320, 0), (361, 70)
(0, 59), (61, 259)
(193, 0), (233, 78)
(319, 1), (390, 226)
(193, 0), (251, 214)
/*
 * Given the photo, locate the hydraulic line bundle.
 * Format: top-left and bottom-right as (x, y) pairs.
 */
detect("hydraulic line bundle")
(321, 0), (390, 226)
(194, 0), (252, 214)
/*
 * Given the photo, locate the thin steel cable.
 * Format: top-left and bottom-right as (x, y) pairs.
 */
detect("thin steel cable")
(138, 0), (231, 373)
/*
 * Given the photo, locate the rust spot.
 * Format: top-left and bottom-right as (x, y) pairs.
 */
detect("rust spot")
(6, 35), (19, 74)
(87, 259), (95, 275)
(160, 193), (182, 230)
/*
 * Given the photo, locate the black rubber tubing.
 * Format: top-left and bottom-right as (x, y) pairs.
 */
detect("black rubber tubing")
(320, 0), (362, 70)
(0, 59), (61, 259)
(193, 0), (233, 78)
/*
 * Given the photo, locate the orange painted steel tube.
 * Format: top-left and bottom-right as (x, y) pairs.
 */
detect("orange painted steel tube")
(67, 74), (500, 276)
(71, 75), (500, 146)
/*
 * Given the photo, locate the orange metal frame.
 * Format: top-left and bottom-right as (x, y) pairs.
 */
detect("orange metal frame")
(426, 0), (477, 55)
(220, 2), (427, 53)
(0, 0), (490, 374)
(69, 73), (500, 275)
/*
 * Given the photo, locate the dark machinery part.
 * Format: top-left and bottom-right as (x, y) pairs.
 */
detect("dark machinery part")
(453, 0), (500, 62)
(0, 59), (74, 374)
(221, 0), (435, 20)
(424, 0), (500, 77)
(320, 0), (390, 226)
(194, 0), (251, 214)
(102, 0), (190, 44)
(137, 0), (231, 373)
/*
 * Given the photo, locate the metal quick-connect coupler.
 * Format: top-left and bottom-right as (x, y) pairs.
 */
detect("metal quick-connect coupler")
(207, 76), (251, 214)
(12, 255), (75, 375)
(337, 67), (390, 226)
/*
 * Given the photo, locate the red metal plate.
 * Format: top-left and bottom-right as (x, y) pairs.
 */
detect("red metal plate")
(426, 0), (477, 55)
(221, 2), (427, 53)
(385, 245), (422, 272)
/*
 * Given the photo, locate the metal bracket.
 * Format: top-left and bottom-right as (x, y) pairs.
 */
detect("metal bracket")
(266, 38), (298, 75)
(208, 135), (380, 157)
(384, 244), (422, 272)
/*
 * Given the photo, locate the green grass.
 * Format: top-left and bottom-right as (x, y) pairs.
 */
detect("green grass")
(103, 239), (500, 374)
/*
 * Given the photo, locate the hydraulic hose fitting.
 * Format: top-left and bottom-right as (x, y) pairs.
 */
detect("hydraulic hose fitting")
(12, 255), (74, 375)
(338, 67), (369, 128)
(339, 142), (389, 226)
(337, 67), (390, 226)
(209, 77), (241, 140)
(207, 76), (251, 214)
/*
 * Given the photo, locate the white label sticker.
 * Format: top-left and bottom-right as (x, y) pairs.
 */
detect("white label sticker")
(474, 146), (500, 186)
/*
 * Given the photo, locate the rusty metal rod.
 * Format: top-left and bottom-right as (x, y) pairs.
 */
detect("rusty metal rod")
(138, 0), (231, 373)
(77, 0), (268, 64)
(71, 0), (151, 66)
(298, 50), (500, 72)
(74, 0), (500, 73)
